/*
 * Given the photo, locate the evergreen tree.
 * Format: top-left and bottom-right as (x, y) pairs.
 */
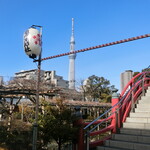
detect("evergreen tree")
(38, 99), (78, 150)
(84, 75), (114, 102)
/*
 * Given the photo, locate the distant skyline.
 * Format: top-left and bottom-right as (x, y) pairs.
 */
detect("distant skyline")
(1, 0), (150, 91)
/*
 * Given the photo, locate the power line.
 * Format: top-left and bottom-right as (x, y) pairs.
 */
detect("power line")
(34, 33), (150, 62)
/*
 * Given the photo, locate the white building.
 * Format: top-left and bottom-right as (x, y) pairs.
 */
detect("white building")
(44, 70), (69, 88)
(120, 70), (133, 92)
(15, 70), (69, 89)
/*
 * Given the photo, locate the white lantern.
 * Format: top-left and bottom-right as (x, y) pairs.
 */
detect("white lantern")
(23, 27), (42, 58)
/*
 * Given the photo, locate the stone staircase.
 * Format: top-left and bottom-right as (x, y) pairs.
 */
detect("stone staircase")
(96, 87), (150, 150)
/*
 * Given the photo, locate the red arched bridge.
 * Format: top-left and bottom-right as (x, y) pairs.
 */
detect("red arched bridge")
(74, 72), (150, 150)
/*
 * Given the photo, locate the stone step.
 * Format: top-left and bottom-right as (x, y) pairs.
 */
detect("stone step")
(143, 95), (150, 99)
(123, 122), (150, 129)
(139, 97), (150, 104)
(138, 99), (150, 104)
(141, 92), (150, 96)
(135, 107), (150, 111)
(105, 140), (150, 150)
(130, 112), (150, 118)
(120, 128), (150, 136)
(145, 92), (150, 96)
(112, 134), (150, 144)
(126, 117), (150, 123)
(135, 108), (150, 113)
(139, 98), (150, 102)
(145, 88), (150, 92)
(96, 146), (128, 150)
(136, 103), (150, 109)
(97, 128), (150, 149)
(141, 92), (150, 97)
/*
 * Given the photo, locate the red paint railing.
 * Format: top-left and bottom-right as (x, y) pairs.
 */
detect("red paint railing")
(77, 72), (150, 150)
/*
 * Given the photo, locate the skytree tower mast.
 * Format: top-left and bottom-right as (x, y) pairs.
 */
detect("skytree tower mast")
(68, 18), (76, 89)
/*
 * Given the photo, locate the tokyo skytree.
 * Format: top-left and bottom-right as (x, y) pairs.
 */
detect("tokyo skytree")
(68, 18), (76, 89)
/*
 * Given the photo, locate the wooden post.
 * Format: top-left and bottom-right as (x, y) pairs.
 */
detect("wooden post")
(73, 106), (84, 150)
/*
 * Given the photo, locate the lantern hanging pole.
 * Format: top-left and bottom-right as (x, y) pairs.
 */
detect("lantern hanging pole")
(37, 33), (150, 62)
(32, 25), (42, 150)
(23, 25), (43, 150)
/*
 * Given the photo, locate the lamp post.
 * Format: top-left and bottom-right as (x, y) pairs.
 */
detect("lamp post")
(23, 25), (42, 150)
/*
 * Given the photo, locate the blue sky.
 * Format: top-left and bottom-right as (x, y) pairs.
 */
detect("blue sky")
(0, 0), (150, 90)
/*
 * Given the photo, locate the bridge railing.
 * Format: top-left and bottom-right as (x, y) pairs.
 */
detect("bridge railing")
(79, 72), (150, 150)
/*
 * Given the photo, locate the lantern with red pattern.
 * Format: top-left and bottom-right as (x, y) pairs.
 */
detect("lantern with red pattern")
(23, 27), (42, 59)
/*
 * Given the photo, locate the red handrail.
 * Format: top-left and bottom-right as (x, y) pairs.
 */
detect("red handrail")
(84, 116), (113, 126)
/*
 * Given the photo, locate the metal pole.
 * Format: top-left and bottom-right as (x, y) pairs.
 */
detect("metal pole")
(142, 77), (145, 96)
(131, 90), (134, 112)
(32, 26), (42, 150)
(115, 109), (119, 133)
(86, 131), (90, 150)
(32, 55), (41, 150)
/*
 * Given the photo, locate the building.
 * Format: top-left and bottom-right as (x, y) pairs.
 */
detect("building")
(68, 18), (76, 89)
(120, 70), (133, 92)
(44, 70), (69, 88)
(15, 70), (69, 89)
(0, 76), (3, 86)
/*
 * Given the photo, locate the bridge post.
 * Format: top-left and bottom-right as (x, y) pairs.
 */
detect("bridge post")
(73, 106), (84, 150)
(142, 77), (145, 96)
(111, 88), (120, 133)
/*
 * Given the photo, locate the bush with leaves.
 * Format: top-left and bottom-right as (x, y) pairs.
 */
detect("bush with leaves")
(0, 121), (32, 150)
(38, 99), (79, 150)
